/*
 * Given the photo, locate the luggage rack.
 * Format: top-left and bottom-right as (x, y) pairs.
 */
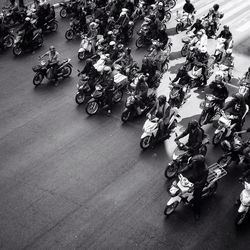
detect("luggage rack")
(207, 163), (227, 183)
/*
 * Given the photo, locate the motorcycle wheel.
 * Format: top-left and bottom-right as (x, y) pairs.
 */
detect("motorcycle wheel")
(86, 101), (99, 115)
(128, 28), (134, 39)
(5, 36), (14, 48)
(167, 0), (176, 9)
(165, 12), (171, 22)
(162, 61), (169, 72)
(199, 110), (209, 126)
(217, 155), (232, 168)
(75, 92), (86, 104)
(212, 132), (224, 145)
(140, 136), (151, 150)
(164, 201), (179, 216)
(60, 7), (67, 18)
(235, 212), (247, 226)
(63, 65), (72, 77)
(121, 110), (131, 122)
(181, 45), (188, 57)
(33, 73), (44, 86)
(176, 23), (183, 34)
(136, 37), (144, 48)
(165, 162), (179, 179)
(51, 22), (58, 32)
(78, 51), (85, 60)
(113, 90), (123, 103)
(13, 46), (22, 56)
(65, 29), (74, 40)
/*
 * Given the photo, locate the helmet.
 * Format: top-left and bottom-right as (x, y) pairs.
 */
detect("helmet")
(107, 31), (113, 36)
(233, 93), (244, 101)
(103, 66), (111, 74)
(120, 11), (126, 16)
(223, 25), (229, 30)
(89, 22), (98, 29)
(215, 71), (223, 81)
(189, 120), (199, 129)
(221, 140), (232, 151)
(158, 2), (163, 6)
(158, 95), (166, 105)
(226, 49), (232, 54)
(200, 29), (206, 35)
(213, 4), (219, 11)
(192, 154), (205, 165)
(109, 41), (116, 46)
(49, 45), (55, 51)
(25, 17), (31, 22)
(199, 46), (207, 53)
(122, 8), (128, 12)
(197, 31), (202, 36)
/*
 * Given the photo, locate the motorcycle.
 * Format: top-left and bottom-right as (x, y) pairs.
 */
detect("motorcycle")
(165, 0), (177, 10)
(180, 36), (191, 57)
(75, 74), (94, 105)
(235, 180), (250, 226)
(176, 11), (194, 33)
(131, 0), (147, 22)
(12, 29), (43, 56)
(121, 89), (156, 122)
(59, 1), (78, 18)
(212, 107), (249, 145)
(238, 78), (250, 101)
(199, 94), (222, 126)
(187, 64), (204, 88)
(164, 163), (227, 217)
(65, 19), (81, 40)
(214, 37), (233, 63)
(78, 34), (93, 60)
(0, 29), (14, 50)
(85, 84), (123, 116)
(136, 17), (152, 48)
(2, 7), (26, 26)
(165, 137), (209, 178)
(32, 58), (72, 86)
(140, 108), (181, 150)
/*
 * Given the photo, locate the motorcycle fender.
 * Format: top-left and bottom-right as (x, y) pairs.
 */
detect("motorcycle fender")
(238, 204), (249, 213)
(167, 196), (181, 206)
(141, 132), (152, 139)
(78, 48), (85, 53)
(88, 98), (96, 103)
(214, 127), (225, 135)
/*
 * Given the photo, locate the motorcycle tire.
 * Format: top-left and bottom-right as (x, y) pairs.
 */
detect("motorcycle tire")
(235, 212), (248, 226)
(63, 65), (72, 77)
(78, 51), (85, 60)
(65, 29), (75, 40)
(136, 37), (144, 48)
(113, 90), (123, 103)
(212, 132), (224, 145)
(4, 36), (14, 48)
(165, 162), (179, 179)
(51, 22), (58, 32)
(176, 23), (183, 34)
(165, 12), (171, 22)
(162, 61), (169, 73)
(217, 155), (233, 168)
(75, 92), (86, 105)
(181, 45), (188, 57)
(121, 109), (131, 122)
(199, 110), (209, 126)
(60, 7), (67, 18)
(128, 27), (134, 39)
(164, 201), (179, 216)
(86, 101), (99, 115)
(13, 46), (22, 56)
(33, 73), (44, 86)
(166, 0), (176, 9)
(140, 136), (151, 150)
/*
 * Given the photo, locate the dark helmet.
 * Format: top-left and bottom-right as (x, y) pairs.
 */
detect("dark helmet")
(213, 4), (219, 11)
(196, 18), (201, 23)
(85, 58), (93, 67)
(158, 95), (166, 105)
(192, 154), (205, 164)
(223, 25), (229, 30)
(233, 93), (244, 101)
(189, 120), (199, 129)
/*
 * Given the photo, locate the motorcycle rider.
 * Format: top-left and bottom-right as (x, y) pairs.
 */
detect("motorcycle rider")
(116, 9), (130, 43)
(182, 155), (209, 220)
(107, 41), (119, 61)
(217, 25), (232, 50)
(157, 26), (169, 50)
(87, 22), (99, 54)
(218, 49), (234, 81)
(148, 40), (165, 71)
(183, 0), (195, 25)
(40, 45), (60, 84)
(208, 71), (229, 108)
(223, 93), (247, 131)
(148, 95), (173, 136)
(114, 47), (134, 74)
(155, 1), (165, 21)
(175, 120), (205, 155)
(188, 18), (204, 34)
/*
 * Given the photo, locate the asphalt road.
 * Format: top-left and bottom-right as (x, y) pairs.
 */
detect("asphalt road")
(1, 0), (250, 249)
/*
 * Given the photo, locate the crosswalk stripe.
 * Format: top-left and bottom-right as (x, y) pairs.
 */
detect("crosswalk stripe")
(237, 20), (250, 32)
(196, 0), (226, 16)
(226, 9), (250, 27)
(220, 0), (244, 12)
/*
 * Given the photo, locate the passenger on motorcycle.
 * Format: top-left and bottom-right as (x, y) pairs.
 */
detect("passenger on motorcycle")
(40, 45), (59, 83)
(148, 95), (172, 136)
(188, 18), (204, 34)
(116, 9), (130, 42)
(208, 72), (229, 108)
(183, 0), (195, 25)
(175, 120), (204, 155)
(223, 93), (247, 131)
(182, 155), (209, 220)
(217, 25), (232, 50)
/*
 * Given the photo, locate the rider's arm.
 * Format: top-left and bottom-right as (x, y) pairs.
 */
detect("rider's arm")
(175, 127), (189, 141)
(40, 51), (49, 59)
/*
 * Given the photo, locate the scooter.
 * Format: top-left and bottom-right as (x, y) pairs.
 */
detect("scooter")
(65, 19), (81, 40)
(214, 38), (233, 63)
(131, 0), (147, 22)
(165, 137), (209, 178)
(164, 163), (227, 217)
(235, 180), (250, 226)
(1, 29), (14, 50)
(212, 107), (249, 145)
(140, 108), (181, 150)
(78, 34), (93, 60)
(32, 58), (72, 86)
(176, 11), (194, 33)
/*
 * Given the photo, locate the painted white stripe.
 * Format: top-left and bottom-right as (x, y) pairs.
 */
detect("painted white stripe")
(227, 9), (250, 27)
(196, 0), (226, 16)
(237, 20), (250, 32)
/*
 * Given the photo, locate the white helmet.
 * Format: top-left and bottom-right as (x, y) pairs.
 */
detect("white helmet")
(25, 17), (31, 22)
(109, 41), (116, 46)
(199, 46), (207, 53)
(226, 49), (232, 54)
(215, 71), (224, 81)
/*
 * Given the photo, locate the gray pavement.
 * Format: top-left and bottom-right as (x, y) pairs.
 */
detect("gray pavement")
(1, 0), (250, 249)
